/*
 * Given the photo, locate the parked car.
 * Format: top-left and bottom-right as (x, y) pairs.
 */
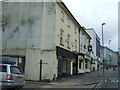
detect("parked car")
(0, 63), (25, 89)
(112, 65), (116, 70)
(114, 65), (118, 68)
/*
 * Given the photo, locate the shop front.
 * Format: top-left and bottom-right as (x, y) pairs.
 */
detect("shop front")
(84, 54), (92, 73)
(78, 53), (85, 74)
(56, 46), (77, 79)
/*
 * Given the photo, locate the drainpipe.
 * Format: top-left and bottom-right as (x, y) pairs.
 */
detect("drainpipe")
(79, 28), (81, 53)
(78, 28), (81, 74)
(39, 60), (42, 81)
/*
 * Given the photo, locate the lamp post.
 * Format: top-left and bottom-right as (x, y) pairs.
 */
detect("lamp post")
(102, 23), (106, 74)
(109, 40), (111, 47)
(109, 40), (111, 69)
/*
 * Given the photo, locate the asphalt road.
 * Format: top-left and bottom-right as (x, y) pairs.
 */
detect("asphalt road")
(20, 68), (115, 89)
(97, 68), (120, 89)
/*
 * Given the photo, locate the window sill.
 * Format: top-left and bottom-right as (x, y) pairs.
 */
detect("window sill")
(67, 47), (70, 49)
(60, 43), (64, 46)
(67, 25), (70, 28)
(61, 19), (64, 22)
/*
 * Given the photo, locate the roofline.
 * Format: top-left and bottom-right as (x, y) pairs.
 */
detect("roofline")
(103, 46), (117, 53)
(86, 28), (97, 35)
(86, 28), (100, 40)
(81, 27), (91, 39)
(57, 1), (82, 28)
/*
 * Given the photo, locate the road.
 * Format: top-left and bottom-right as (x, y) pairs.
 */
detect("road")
(22, 69), (115, 89)
(96, 68), (120, 88)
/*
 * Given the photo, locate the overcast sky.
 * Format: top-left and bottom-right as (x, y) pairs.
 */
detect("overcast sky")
(63, 0), (119, 51)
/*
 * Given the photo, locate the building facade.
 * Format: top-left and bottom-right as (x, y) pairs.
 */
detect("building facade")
(96, 34), (103, 70)
(103, 46), (118, 68)
(55, 2), (80, 78)
(86, 28), (102, 71)
(1, 2), (81, 81)
(118, 1), (120, 66)
(78, 27), (92, 73)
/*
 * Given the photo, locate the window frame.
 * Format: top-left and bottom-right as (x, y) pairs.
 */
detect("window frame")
(75, 39), (77, 51)
(74, 25), (77, 33)
(79, 60), (82, 69)
(0, 65), (7, 72)
(60, 29), (64, 46)
(10, 66), (22, 74)
(67, 18), (70, 28)
(61, 11), (64, 22)
(67, 34), (70, 49)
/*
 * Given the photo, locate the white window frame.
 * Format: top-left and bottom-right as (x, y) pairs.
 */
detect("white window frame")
(61, 11), (64, 22)
(67, 18), (70, 27)
(74, 25), (77, 33)
(67, 34), (70, 48)
(75, 39), (77, 51)
(60, 29), (64, 45)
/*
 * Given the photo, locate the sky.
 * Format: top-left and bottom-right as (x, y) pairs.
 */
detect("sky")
(63, 0), (119, 51)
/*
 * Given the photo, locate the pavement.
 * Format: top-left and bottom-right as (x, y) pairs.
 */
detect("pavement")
(24, 68), (115, 88)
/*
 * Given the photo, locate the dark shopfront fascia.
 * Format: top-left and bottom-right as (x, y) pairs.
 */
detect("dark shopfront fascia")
(56, 46), (78, 79)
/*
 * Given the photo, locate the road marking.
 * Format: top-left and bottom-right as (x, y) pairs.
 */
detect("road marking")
(104, 80), (107, 82)
(94, 70), (116, 89)
(94, 80), (103, 89)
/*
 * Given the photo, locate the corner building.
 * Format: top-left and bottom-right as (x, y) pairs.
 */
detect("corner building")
(2, 1), (81, 81)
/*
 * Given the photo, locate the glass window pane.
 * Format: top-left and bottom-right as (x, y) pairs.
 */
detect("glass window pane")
(10, 66), (22, 74)
(61, 11), (64, 21)
(0, 65), (7, 72)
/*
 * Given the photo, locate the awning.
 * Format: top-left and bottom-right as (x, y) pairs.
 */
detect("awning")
(56, 46), (77, 59)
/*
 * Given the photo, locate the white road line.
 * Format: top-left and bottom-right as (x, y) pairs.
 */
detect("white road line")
(95, 71), (115, 89)
(104, 80), (107, 82)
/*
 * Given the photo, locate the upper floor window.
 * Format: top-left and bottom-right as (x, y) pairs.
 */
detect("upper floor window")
(80, 44), (83, 52)
(74, 25), (77, 33)
(75, 40), (77, 51)
(60, 29), (64, 45)
(61, 11), (64, 22)
(67, 18), (70, 28)
(67, 34), (70, 48)
(84, 45), (86, 49)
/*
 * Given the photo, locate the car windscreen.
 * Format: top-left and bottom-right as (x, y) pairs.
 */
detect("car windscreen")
(0, 65), (7, 72)
(10, 66), (22, 74)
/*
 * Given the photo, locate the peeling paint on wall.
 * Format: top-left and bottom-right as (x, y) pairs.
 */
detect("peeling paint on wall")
(2, 2), (58, 81)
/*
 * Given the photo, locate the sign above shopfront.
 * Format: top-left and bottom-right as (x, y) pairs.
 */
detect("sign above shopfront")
(84, 55), (91, 60)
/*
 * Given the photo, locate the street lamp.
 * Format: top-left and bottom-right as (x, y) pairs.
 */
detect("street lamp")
(102, 23), (106, 74)
(109, 40), (111, 69)
(109, 40), (111, 46)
